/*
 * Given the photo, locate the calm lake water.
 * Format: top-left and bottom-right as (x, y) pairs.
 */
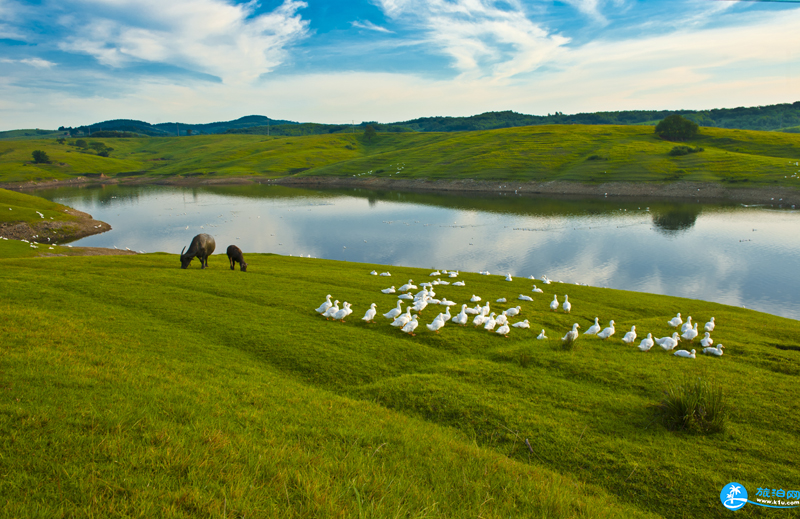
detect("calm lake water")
(34, 183), (800, 320)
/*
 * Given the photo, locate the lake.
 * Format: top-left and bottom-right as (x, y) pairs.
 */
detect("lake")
(33, 183), (800, 320)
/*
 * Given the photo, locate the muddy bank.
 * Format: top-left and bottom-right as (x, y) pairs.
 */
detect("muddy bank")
(39, 247), (138, 257)
(4, 174), (799, 205)
(0, 206), (111, 243)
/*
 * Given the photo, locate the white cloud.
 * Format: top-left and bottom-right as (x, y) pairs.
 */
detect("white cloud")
(351, 20), (393, 33)
(57, 0), (309, 85)
(0, 58), (57, 68)
(372, 0), (570, 80)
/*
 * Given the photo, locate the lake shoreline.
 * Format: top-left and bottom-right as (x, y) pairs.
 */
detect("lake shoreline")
(4, 174), (799, 205)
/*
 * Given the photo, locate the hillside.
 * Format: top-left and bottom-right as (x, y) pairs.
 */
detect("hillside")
(0, 240), (798, 517)
(1, 125), (799, 192)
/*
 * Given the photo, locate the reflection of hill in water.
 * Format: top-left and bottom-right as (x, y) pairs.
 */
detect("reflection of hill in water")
(651, 207), (701, 235)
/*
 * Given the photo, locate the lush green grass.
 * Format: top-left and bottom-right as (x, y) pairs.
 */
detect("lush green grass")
(1, 245), (798, 518)
(0, 188), (79, 226)
(2, 125), (799, 188)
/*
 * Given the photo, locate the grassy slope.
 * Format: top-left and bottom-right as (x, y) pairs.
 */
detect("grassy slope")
(1, 126), (799, 188)
(0, 188), (80, 226)
(1, 246), (798, 518)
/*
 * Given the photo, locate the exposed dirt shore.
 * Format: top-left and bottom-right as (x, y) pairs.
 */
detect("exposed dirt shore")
(0, 206), (111, 243)
(4, 174), (799, 205)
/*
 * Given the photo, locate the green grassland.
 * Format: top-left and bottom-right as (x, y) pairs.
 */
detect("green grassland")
(1, 243), (798, 517)
(0, 188), (80, 226)
(1, 125), (799, 188)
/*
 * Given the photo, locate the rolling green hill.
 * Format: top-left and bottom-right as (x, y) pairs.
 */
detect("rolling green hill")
(1, 242), (798, 517)
(1, 125), (799, 189)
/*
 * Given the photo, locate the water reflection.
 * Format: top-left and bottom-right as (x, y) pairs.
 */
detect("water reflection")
(32, 184), (800, 320)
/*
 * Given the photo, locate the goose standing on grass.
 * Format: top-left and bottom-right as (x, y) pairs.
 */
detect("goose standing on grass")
(537, 329), (548, 340)
(496, 297), (507, 303)
(561, 323), (580, 342)
(362, 303), (377, 323)
(562, 295), (571, 313)
(638, 333), (654, 352)
(473, 313), (488, 327)
(668, 313), (683, 328)
(483, 313), (498, 331)
(452, 305), (469, 326)
(315, 294), (333, 314)
(681, 322), (699, 342)
(621, 325), (637, 344)
(481, 303), (492, 317)
(426, 314), (446, 333)
(429, 270), (441, 277)
(332, 302), (351, 322)
(518, 294), (533, 301)
(381, 286), (396, 294)
(703, 344), (724, 356)
(597, 320), (616, 340)
(465, 304), (481, 315)
(700, 332), (714, 348)
(449, 270), (459, 278)
(681, 316), (693, 334)
(512, 319), (530, 329)
(532, 285), (544, 293)
(412, 297), (429, 314)
(674, 349), (696, 359)
(655, 333), (680, 351)
(584, 317), (601, 336)
(496, 323), (510, 337)
(398, 293), (414, 300)
(391, 307), (413, 327)
(505, 273), (513, 282)
(705, 317), (716, 333)
(369, 270), (378, 276)
(383, 300), (403, 320)
(550, 295), (559, 311)
(401, 315), (419, 336)
(471, 294), (482, 302)
(506, 306), (521, 318)
(495, 312), (508, 326)
(323, 300), (340, 320)
(439, 298), (457, 306)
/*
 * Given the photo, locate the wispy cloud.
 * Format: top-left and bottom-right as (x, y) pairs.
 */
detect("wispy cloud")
(372, 0), (569, 80)
(56, 0), (310, 85)
(351, 20), (393, 33)
(0, 57), (56, 68)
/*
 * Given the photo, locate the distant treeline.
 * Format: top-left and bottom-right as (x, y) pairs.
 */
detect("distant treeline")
(58, 101), (800, 137)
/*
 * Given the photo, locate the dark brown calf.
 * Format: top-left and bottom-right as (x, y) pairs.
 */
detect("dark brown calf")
(226, 245), (247, 272)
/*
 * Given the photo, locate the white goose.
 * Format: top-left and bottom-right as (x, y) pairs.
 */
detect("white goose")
(473, 313), (488, 326)
(700, 332), (713, 348)
(496, 323), (511, 337)
(505, 273), (513, 282)
(452, 281), (466, 287)
(362, 303), (377, 323)
(412, 298), (428, 313)
(315, 294), (333, 314)
(597, 320), (616, 340)
(369, 270), (378, 275)
(381, 286), (396, 294)
(465, 304), (481, 315)
(562, 295), (571, 314)
(621, 325), (637, 344)
(584, 317), (601, 336)
(398, 293), (414, 300)
(704, 317), (716, 333)
(480, 303), (492, 317)
(532, 285), (543, 293)
(323, 300), (340, 320)
(512, 319), (530, 329)
(674, 349), (696, 359)
(483, 313), (498, 331)
(495, 312), (508, 326)
(332, 302), (351, 322)
(549, 295), (559, 311)
(391, 307), (413, 327)
(401, 315), (419, 336)
(667, 313), (683, 328)
(638, 333), (654, 351)
(439, 298), (457, 306)
(506, 306), (521, 317)
(380, 271), (391, 277)
(561, 323), (580, 342)
(452, 305), (469, 326)
(681, 323), (699, 342)
(496, 297), (507, 303)
(703, 344), (724, 356)
(681, 316), (693, 334)
(448, 271), (459, 278)
(398, 280), (417, 292)
(426, 314), (446, 333)
(470, 294), (482, 302)
(537, 329), (548, 340)
(383, 300), (402, 320)
(429, 270), (441, 277)
(518, 294), (533, 301)
(655, 333), (680, 351)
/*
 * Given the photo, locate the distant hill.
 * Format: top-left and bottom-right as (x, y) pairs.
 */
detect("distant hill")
(48, 101), (800, 138)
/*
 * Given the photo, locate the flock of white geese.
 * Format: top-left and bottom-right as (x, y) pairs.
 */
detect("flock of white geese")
(314, 270), (725, 358)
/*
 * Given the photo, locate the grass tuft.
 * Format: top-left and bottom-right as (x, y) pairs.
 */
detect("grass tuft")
(655, 377), (728, 434)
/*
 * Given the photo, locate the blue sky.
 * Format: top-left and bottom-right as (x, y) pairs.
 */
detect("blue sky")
(1, 0), (798, 129)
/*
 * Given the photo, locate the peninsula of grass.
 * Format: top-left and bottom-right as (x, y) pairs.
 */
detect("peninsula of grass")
(1, 125), (799, 190)
(1, 243), (798, 517)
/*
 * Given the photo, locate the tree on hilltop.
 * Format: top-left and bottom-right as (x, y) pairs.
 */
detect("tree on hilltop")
(655, 114), (699, 141)
(364, 125), (377, 143)
(31, 150), (51, 164)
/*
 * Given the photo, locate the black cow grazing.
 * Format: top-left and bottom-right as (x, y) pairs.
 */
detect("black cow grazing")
(180, 233), (216, 269)
(226, 245), (247, 272)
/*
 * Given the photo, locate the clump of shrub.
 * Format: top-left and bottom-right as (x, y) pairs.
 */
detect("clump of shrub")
(586, 154), (606, 161)
(31, 150), (51, 164)
(669, 145), (704, 156)
(655, 377), (728, 434)
(655, 114), (699, 141)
